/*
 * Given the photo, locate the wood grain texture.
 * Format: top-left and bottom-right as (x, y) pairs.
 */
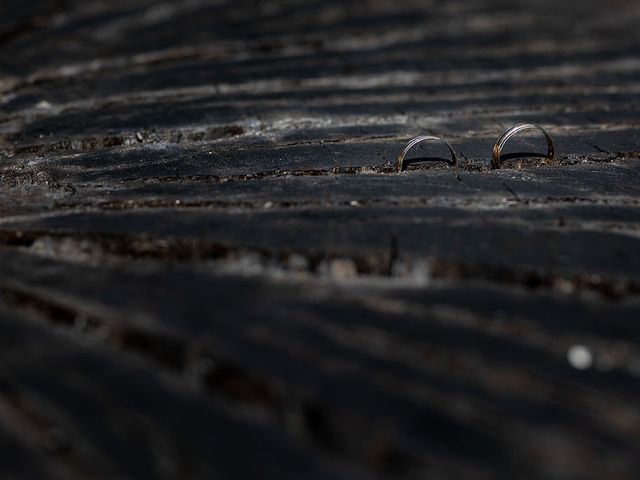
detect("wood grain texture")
(1, 0), (639, 478)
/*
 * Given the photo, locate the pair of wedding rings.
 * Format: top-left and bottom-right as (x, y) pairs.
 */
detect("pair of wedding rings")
(396, 123), (556, 172)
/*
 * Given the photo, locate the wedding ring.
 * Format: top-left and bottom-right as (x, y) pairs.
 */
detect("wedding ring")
(492, 123), (555, 169)
(396, 135), (457, 172)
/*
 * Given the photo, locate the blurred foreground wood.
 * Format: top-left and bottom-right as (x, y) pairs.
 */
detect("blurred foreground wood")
(0, 0), (639, 478)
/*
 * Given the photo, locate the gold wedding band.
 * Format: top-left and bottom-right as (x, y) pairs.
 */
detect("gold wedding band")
(397, 135), (457, 172)
(492, 123), (555, 169)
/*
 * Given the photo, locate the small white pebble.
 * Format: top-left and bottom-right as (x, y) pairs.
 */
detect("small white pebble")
(555, 278), (575, 295)
(349, 200), (360, 207)
(567, 345), (593, 370)
(329, 259), (357, 280)
(263, 201), (274, 209)
(136, 131), (144, 142)
(175, 200), (181, 205)
(35, 100), (52, 110)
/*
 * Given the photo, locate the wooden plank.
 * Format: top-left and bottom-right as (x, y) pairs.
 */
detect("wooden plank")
(0, 302), (365, 479)
(0, 250), (639, 477)
(1, 0), (640, 477)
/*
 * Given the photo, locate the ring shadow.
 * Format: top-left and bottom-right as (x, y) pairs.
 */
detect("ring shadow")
(402, 156), (456, 169)
(500, 151), (549, 161)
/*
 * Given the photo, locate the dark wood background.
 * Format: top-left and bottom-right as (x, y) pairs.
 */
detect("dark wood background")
(0, 0), (639, 478)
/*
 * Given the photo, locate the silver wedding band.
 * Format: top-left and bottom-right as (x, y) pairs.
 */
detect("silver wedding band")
(396, 135), (458, 172)
(492, 123), (555, 169)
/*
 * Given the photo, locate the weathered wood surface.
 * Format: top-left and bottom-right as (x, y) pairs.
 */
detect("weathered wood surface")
(0, 0), (639, 478)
